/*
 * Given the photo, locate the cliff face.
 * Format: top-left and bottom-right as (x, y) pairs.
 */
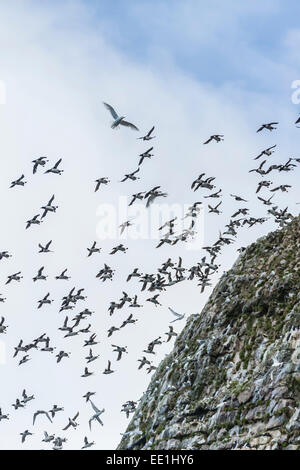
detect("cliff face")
(118, 216), (300, 450)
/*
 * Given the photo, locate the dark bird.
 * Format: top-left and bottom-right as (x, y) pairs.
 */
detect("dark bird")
(45, 158), (63, 175)
(120, 168), (140, 182)
(138, 126), (155, 141)
(256, 122), (278, 133)
(165, 325), (178, 342)
(38, 240), (53, 253)
(62, 412), (79, 430)
(87, 241), (101, 257)
(129, 192), (146, 206)
(203, 135), (224, 144)
(26, 214), (42, 229)
(138, 147), (154, 165)
(6, 272), (22, 285)
(103, 360), (114, 375)
(33, 266), (47, 282)
(254, 145), (276, 160)
(32, 156), (48, 174)
(10, 174), (26, 188)
(20, 430), (33, 443)
(41, 195), (58, 219)
(230, 194), (248, 202)
(95, 177), (110, 192)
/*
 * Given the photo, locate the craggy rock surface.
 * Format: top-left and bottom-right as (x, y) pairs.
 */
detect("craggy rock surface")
(118, 216), (300, 450)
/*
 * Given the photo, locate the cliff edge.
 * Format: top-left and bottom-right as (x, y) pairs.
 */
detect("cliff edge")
(118, 216), (300, 450)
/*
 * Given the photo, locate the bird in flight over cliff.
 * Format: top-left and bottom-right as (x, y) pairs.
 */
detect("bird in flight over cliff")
(87, 241), (101, 257)
(254, 145), (276, 160)
(26, 214), (42, 230)
(63, 412), (80, 430)
(103, 102), (139, 130)
(120, 168), (140, 182)
(103, 360), (114, 375)
(256, 122), (278, 132)
(138, 126), (155, 141)
(230, 194), (248, 202)
(20, 430), (33, 443)
(33, 410), (53, 425)
(45, 158), (63, 175)
(257, 194), (275, 206)
(41, 195), (58, 219)
(10, 174), (26, 188)
(82, 436), (95, 449)
(32, 156), (48, 174)
(89, 400), (105, 430)
(138, 147), (154, 166)
(94, 177), (110, 192)
(165, 326), (178, 342)
(38, 240), (53, 253)
(168, 307), (185, 323)
(203, 134), (224, 144)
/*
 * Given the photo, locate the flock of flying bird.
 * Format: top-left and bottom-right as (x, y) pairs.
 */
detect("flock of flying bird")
(0, 101), (299, 450)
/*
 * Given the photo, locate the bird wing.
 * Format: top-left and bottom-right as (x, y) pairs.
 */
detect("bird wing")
(168, 307), (181, 318)
(45, 411), (53, 423)
(147, 126), (155, 136)
(95, 415), (104, 426)
(33, 412), (38, 425)
(90, 400), (100, 414)
(89, 417), (93, 431)
(120, 120), (139, 131)
(103, 102), (119, 119)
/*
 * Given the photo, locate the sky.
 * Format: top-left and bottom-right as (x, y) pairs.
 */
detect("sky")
(0, 0), (300, 450)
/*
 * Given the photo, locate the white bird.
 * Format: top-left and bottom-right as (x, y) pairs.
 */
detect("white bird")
(168, 307), (185, 323)
(89, 400), (105, 430)
(103, 102), (139, 131)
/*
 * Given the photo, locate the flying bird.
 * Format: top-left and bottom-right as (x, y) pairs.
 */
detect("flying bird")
(33, 410), (52, 426)
(103, 102), (139, 130)
(256, 122), (278, 133)
(137, 126), (155, 141)
(168, 307), (185, 323)
(89, 400), (105, 430)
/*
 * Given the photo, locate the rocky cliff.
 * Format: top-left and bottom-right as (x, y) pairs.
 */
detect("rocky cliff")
(118, 216), (300, 450)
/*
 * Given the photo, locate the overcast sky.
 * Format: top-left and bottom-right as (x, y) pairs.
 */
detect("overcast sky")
(0, 0), (300, 450)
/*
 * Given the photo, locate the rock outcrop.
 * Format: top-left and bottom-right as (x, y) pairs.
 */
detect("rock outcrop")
(118, 216), (300, 450)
